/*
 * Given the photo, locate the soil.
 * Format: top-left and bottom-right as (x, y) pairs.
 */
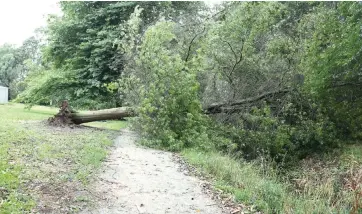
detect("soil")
(81, 129), (226, 214)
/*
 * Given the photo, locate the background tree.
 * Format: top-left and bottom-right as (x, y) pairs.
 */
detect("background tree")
(21, 1), (206, 109)
(0, 44), (22, 99)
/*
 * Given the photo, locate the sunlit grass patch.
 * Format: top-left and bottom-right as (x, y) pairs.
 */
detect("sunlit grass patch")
(0, 103), (57, 121)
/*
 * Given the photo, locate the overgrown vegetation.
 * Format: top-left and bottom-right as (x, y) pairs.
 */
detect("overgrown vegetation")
(183, 149), (358, 213)
(2, 1), (362, 213)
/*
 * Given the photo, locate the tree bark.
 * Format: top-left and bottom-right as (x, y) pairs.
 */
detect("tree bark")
(70, 107), (136, 124)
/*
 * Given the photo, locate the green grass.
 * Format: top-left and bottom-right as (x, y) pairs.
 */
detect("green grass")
(182, 149), (353, 213)
(340, 144), (362, 166)
(0, 103), (57, 120)
(0, 103), (125, 213)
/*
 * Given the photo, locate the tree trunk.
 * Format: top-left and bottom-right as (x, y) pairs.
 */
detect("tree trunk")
(70, 107), (135, 124)
(48, 101), (136, 125)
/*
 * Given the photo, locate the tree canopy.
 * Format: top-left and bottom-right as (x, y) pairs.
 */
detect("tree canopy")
(16, 1), (205, 108)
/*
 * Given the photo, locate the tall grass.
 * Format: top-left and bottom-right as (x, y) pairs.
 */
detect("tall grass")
(182, 149), (353, 213)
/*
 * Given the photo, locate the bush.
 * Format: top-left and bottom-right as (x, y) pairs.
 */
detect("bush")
(216, 103), (339, 165)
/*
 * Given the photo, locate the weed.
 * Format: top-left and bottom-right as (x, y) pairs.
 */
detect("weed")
(344, 162), (362, 214)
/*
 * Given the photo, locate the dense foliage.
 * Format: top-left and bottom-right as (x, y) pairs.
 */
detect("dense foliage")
(124, 2), (354, 164)
(301, 2), (362, 138)
(128, 21), (212, 151)
(17, 1), (204, 109)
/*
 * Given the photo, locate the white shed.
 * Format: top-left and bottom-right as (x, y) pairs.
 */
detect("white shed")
(0, 86), (8, 104)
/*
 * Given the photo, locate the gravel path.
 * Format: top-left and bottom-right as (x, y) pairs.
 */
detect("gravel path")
(81, 129), (225, 214)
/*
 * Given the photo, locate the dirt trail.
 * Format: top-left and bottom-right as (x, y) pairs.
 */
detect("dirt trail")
(82, 129), (225, 214)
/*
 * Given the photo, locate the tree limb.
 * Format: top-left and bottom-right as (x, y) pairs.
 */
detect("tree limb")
(222, 39), (244, 77)
(185, 26), (206, 62)
(223, 40), (238, 61)
(203, 89), (291, 114)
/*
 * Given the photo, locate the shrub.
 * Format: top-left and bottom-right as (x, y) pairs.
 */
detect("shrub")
(216, 103), (339, 165)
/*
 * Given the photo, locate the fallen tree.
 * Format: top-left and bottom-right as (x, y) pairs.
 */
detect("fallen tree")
(48, 101), (136, 125)
(49, 89), (291, 125)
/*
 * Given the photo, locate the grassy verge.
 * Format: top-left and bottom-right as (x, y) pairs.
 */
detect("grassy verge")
(0, 103), (126, 213)
(181, 149), (354, 213)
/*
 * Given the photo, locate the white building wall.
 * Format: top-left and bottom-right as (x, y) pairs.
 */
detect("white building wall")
(0, 87), (8, 104)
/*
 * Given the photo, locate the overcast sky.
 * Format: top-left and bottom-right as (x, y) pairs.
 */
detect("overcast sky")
(0, 0), (61, 46)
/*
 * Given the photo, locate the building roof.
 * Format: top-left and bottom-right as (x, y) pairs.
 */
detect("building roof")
(0, 86), (8, 88)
